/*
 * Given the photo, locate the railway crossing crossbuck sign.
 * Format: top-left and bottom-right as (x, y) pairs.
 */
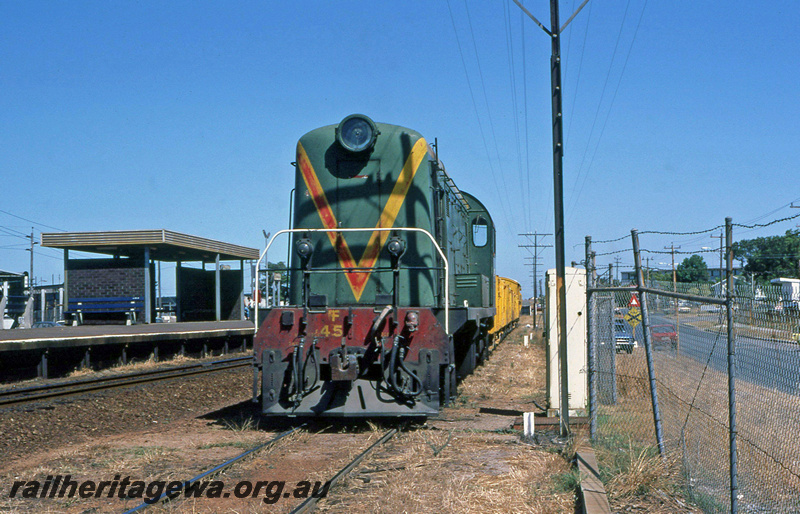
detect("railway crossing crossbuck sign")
(624, 307), (642, 328)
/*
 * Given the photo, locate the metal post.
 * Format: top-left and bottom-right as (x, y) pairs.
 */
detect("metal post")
(63, 250), (69, 321)
(215, 254), (222, 322)
(610, 285), (617, 404)
(287, 186), (295, 296)
(143, 247), (152, 324)
(726, 217), (739, 513)
(157, 260), (162, 312)
(38, 350), (48, 379)
(28, 227), (35, 298)
(58, 286), (64, 322)
(0, 282), (7, 331)
(546, 0), (570, 438)
(176, 261), (182, 322)
(632, 229), (665, 457)
(585, 237), (596, 441)
(240, 260), (246, 320)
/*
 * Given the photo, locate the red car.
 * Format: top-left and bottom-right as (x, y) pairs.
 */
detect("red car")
(651, 324), (677, 348)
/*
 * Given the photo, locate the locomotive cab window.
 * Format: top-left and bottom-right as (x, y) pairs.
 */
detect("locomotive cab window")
(472, 216), (488, 247)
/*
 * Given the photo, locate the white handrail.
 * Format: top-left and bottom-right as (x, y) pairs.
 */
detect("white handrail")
(254, 227), (450, 334)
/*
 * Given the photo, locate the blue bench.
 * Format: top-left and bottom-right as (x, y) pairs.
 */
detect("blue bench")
(68, 296), (145, 324)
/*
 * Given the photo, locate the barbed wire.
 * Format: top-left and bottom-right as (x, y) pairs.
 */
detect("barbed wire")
(640, 226), (725, 237)
(640, 248), (719, 255)
(733, 211), (800, 229)
(593, 226), (726, 245)
(592, 210), (800, 246)
(591, 234), (629, 244)
(594, 248), (630, 257)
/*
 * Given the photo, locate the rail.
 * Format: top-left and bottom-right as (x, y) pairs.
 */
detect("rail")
(288, 428), (398, 514)
(122, 427), (301, 513)
(0, 356), (252, 407)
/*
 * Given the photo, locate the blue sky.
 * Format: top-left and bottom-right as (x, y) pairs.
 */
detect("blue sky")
(2, 1), (799, 297)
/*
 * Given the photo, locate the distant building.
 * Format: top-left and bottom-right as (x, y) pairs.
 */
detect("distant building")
(770, 277), (800, 303)
(1, 270), (27, 325)
(708, 266), (743, 281)
(621, 266), (743, 284)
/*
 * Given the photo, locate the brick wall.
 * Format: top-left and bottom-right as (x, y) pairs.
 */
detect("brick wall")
(66, 258), (146, 299)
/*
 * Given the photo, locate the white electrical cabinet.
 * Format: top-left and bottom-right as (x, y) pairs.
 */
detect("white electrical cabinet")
(545, 267), (587, 417)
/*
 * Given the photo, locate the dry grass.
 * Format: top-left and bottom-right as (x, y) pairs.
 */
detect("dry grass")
(458, 316), (547, 411)
(0, 420), (299, 514)
(318, 429), (574, 514)
(600, 347), (800, 512)
(63, 353), (200, 379)
(64, 367), (95, 378)
(314, 315), (575, 513)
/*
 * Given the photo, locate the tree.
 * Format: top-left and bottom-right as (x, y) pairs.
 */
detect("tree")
(733, 229), (800, 282)
(676, 255), (709, 283)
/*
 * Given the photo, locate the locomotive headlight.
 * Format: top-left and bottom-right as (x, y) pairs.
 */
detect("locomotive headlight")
(387, 236), (406, 259)
(296, 237), (314, 260)
(336, 114), (379, 153)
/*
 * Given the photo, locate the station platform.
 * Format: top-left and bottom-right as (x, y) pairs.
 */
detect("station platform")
(1, 321), (256, 381)
(0, 321), (254, 352)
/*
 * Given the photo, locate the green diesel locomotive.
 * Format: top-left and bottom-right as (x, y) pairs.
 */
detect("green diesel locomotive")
(253, 114), (505, 417)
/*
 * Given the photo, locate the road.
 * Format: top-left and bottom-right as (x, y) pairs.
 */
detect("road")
(642, 313), (800, 397)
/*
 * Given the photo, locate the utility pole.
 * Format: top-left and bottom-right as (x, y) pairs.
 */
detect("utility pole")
(519, 232), (552, 328)
(524, 256), (542, 319)
(665, 243), (681, 353)
(26, 227), (36, 297)
(513, 0), (591, 437)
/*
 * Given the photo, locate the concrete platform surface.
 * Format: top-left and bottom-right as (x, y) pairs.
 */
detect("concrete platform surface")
(0, 321), (254, 351)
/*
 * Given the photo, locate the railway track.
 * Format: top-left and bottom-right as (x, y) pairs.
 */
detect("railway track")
(288, 428), (398, 514)
(122, 426), (303, 514)
(0, 355), (252, 408)
(121, 426), (399, 513)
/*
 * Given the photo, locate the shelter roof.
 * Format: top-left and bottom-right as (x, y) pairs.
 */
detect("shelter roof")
(41, 230), (259, 262)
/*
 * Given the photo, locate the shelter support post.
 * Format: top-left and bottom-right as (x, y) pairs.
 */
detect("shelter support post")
(176, 261), (182, 322)
(144, 247), (152, 323)
(215, 254), (221, 322)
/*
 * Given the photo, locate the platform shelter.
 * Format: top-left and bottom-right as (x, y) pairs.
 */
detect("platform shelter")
(41, 230), (259, 324)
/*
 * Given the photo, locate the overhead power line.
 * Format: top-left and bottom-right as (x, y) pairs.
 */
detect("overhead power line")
(445, 0), (518, 237)
(0, 209), (67, 232)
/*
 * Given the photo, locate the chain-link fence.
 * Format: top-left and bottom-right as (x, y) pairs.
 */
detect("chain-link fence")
(587, 225), (800, 513)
